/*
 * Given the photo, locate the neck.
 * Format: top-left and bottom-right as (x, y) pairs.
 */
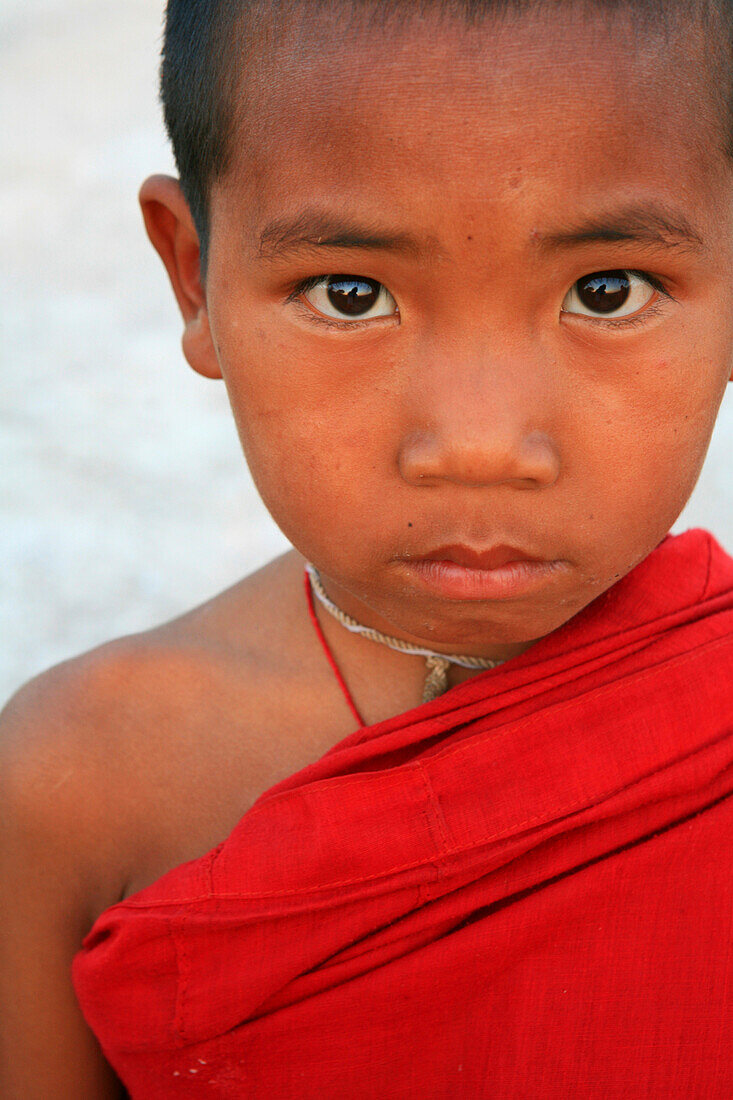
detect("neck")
(305, 561), (539, 664)
(305, 563), (544, 703)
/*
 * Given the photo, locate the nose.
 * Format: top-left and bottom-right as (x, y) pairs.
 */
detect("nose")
(397, 354), (561, 490)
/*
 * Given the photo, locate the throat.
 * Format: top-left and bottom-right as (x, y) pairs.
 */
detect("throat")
(305, 562), (507, 707)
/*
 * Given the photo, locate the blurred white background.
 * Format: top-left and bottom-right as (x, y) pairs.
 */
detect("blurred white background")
(1, 0), (290, 702)
(1, 1), (732, 702)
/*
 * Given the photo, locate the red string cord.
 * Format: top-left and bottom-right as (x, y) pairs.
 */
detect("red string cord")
(304, 569), (365, 729)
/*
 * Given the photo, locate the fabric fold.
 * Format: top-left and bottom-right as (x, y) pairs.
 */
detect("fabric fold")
(72, 529), (733, 1099)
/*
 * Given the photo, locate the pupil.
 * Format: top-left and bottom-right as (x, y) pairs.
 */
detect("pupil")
(327, 276), (380, 316)
(577, 270), (630, 313)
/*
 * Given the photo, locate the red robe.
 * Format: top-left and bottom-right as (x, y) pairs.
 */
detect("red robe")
(72, 529), (733, 1098)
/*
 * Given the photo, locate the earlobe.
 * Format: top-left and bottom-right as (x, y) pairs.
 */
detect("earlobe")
(181, 311), (220, 379)
(139, 175), (222, 380)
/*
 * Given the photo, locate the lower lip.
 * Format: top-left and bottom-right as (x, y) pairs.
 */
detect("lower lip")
(401, 558), (568, 600)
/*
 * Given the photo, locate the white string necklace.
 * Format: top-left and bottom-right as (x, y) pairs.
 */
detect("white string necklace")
(305, 563), (507, 703)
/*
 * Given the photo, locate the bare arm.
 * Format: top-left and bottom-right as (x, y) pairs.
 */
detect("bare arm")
(0, 671), (129, 1099)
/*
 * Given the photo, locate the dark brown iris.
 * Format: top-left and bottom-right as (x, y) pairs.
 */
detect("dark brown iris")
(327, 276), (380, 316)
(576, 270), (630, 313)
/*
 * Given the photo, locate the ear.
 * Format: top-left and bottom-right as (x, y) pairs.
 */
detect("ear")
(139, 175), (222, 380)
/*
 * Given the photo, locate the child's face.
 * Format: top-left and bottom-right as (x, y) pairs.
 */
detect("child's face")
(155, 6), (733, 653)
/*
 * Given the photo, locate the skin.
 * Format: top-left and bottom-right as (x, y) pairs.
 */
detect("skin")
(1, 5), (732, 1096)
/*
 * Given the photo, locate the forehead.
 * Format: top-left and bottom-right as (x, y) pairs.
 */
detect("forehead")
(214, 4), (730, 253)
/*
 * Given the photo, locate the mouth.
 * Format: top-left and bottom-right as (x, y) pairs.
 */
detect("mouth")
(397, 543), (568, 601)
(418, 544), (543, 570)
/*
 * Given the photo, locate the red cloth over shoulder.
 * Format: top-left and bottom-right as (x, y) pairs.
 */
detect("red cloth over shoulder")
(73, 529), (733, 1098)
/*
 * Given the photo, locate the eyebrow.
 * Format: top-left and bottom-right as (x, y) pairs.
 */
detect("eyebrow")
(256, 209), (439, 260)
(536, 203), (704, 253)
(255, 201), (704, 261)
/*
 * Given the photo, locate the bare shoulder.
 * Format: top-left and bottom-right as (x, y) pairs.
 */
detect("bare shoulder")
(1, 548), (349, 900)
(0, 641), (145, 913)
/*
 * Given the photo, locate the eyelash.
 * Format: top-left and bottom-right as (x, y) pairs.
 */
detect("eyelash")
(285, 270), (675, 330)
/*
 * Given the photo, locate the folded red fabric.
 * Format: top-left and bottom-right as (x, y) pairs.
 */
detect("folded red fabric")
(72, 529), (733, 1098)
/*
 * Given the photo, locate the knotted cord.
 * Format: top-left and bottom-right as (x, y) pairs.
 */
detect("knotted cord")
(305, 563), (506, 702)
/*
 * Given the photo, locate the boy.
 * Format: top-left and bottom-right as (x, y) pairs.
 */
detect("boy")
(2, 0), (733, 1095)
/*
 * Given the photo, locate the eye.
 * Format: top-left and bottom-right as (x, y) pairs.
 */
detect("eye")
(300, 275), (397, 321)
(561, 270), (656, 319)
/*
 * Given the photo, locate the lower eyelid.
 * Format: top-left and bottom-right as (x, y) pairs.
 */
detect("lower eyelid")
(295, 298), (399, 330)
(561, 295), (665, 328)
(609, 299), (665, 326)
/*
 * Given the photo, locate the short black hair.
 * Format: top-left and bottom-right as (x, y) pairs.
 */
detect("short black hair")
(160, 0), (730, 274)
(161, 0), (239, 268)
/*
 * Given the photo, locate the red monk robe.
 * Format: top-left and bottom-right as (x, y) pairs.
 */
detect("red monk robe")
(72, 528), (733, 1099)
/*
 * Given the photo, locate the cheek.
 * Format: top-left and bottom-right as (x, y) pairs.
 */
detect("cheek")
(586, 351), (725, 544)
(214, 300), (393, 468)
(645, 353), (726, 473)
(215, 336), (383, 544)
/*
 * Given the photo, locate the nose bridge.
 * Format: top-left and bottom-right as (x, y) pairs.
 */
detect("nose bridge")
(398, 336), (561, 489)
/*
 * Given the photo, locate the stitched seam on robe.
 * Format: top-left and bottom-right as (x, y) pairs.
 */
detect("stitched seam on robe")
(167, 915), (188, 1046)
(108, 629), (733, 909)
(700, 529), (715, 600)
(170, 850), (222, 1046)
(418, 628), (730, 769)
(205, 722), (733, 901)
(228, 617), (733, 823)
(256, 592), (733, 780)
(415, 761), (452, 857)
